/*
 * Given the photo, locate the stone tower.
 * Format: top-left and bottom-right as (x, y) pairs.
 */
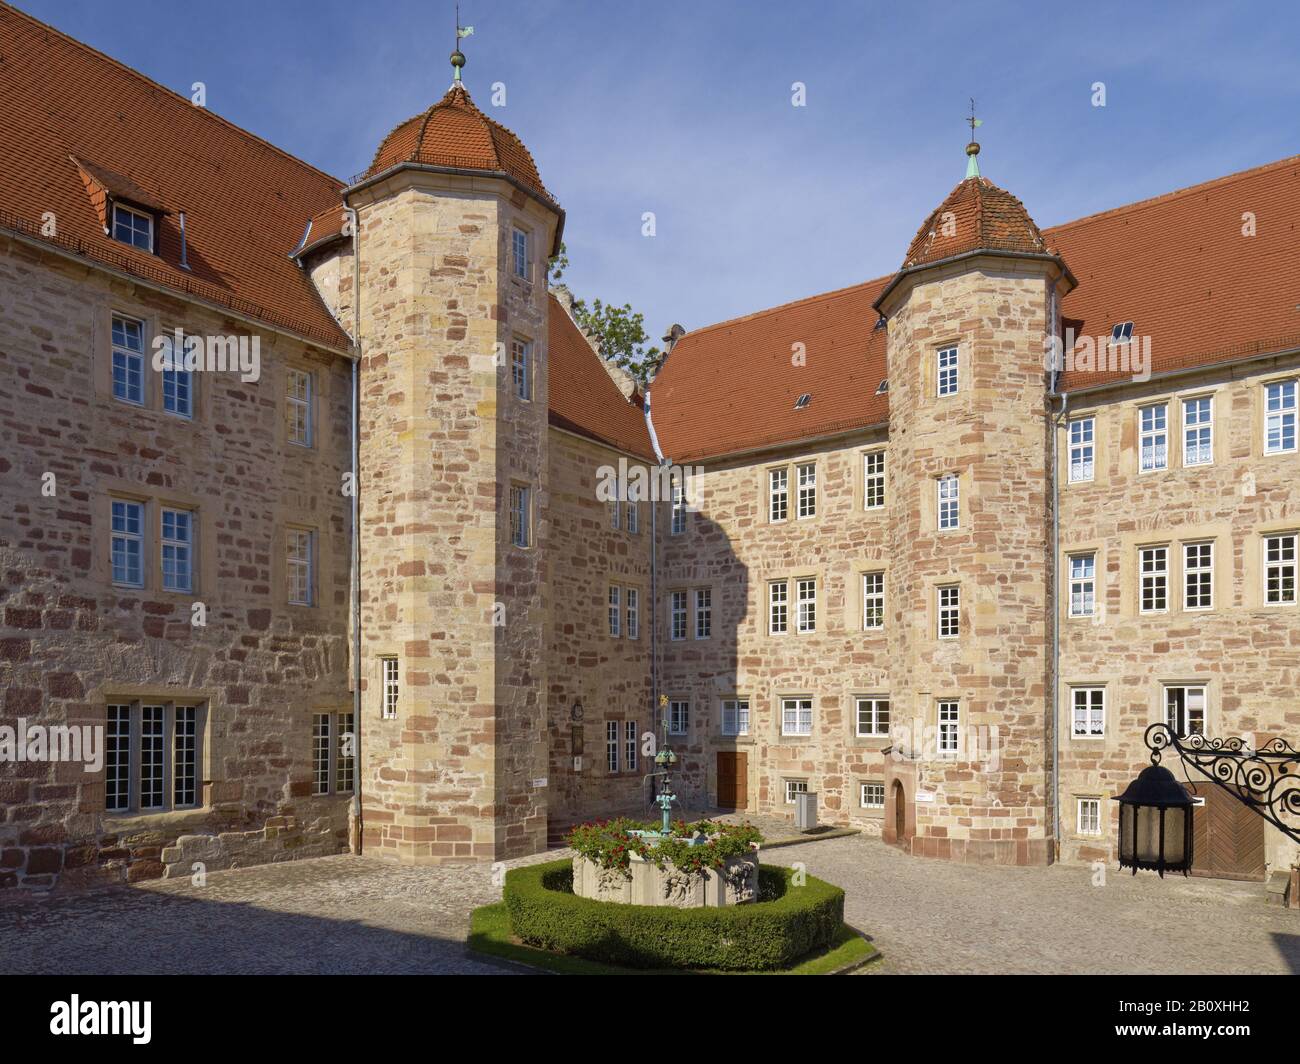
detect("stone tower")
(876, 150), (1075, 864)
(348, 84), (563, 862)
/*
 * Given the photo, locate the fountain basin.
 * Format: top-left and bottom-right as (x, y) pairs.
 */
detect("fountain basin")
(572, 850), (758, 908)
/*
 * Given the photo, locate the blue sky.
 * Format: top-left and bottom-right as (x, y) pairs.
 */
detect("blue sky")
(23, 0), (1300, 341)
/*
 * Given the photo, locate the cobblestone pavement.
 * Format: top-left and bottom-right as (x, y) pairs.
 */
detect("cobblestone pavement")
(0, 835), (1295, 974)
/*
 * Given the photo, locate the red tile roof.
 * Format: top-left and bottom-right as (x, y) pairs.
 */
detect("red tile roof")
(652, 155), (1300, 460)
(0, 2), (351, 350)
(548, 294), (655, 459)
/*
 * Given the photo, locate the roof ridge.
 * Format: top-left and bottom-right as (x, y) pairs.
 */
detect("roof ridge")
(679, 276), (889, 341)
(1045, 152), (1300, 235)
(1, 1), (345, 191)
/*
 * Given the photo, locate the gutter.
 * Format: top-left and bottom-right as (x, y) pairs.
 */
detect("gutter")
(1058, 343), (1300, 401)
(873, 247), (1078, 313)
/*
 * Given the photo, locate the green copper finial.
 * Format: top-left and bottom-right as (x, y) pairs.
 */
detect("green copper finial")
(451, 4), (473, 84)
(965, 97), (982, 178)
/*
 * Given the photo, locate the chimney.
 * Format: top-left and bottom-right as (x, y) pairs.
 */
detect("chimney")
(661, 323), (686, 352)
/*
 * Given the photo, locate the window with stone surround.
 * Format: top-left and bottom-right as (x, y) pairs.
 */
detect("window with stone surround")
(1264, 533), (1298, 605)
(796, 463), (816, 519)
(937, 584), (959, 639)
(312, 714), (331, 795)
(104, 700), (204, 814)
(937, 345), (959, 396)
(855, 696), (890, 738)
(670, 480), (686, 535)
(380, 657), (399, 719)
(670, 590), (687, 641)
(937, 474), (959, 530)
(768, 580), (788, 635)
(1068, 417), (1094, 483)
(606, 720), (619, 773)
(161, 507), (195, 594)
(626, 587), (640, 639)
(111, 498), (145, 588)
(769, 467), (788, 522)
(862, 571), (884, 630)
(286, 367), (313, 447)
(1071, 687), (1105, 738)
(1140, 545), (1168, 613)
(1264, 379), (1297, 454)
(336, 712), (355, 793)
(512, 226), (530, 281)
(111, 313), (145, 406)
(694, 587), (712, 639)
(1165, 685), (1206, 738)
(1076, 797), (1102, 836)
(668, 700), (689, 736)
(1183, 541), (1213, 610)
(626, 499), (639, 533)
(287, 527), (315, 605)
(625, 720), (638, 771)
(511, 337), (532, 401)
(784, 778), (808, 804)
(721, 698), (750, 736)
(609, 497), (620, 529)
(1068, 553), (1095, 617)
(111, 202), (154, 251)
(510, 484), (531, 548)
(1139, 402), (1168, 472)
(937, 700), (959, 757)
(160, 330), (193, 419)
(796, 577), (816, 633)
(781, 696), (813, 737)
(1182, 395), (1213, 466)
(863, 449), (886, 509)
(860, 781), (885, 810)
(608, 585), (621, 637)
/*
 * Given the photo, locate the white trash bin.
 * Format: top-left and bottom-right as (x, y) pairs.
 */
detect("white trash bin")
(795, 790), (818, 831)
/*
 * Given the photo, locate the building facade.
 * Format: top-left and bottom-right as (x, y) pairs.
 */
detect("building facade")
(0, 5), (1296, 891)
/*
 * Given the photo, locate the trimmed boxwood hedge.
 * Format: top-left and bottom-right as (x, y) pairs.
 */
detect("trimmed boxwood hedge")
(503, 859), (845, 971)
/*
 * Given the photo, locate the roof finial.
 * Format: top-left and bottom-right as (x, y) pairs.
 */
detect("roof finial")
(450, 3), (473, 87)
(965, 97), (982, 179)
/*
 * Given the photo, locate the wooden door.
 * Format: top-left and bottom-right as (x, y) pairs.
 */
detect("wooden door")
(1187, 784), (1266, 881)
(893, 781), (907, 841)
(716, 752), (747, 809)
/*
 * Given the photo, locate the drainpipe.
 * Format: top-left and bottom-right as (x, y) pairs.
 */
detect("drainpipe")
(1049, 387), (1069, 860)
(344, 204), (363, 854)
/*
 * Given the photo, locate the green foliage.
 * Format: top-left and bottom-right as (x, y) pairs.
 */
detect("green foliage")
(564, 817), (762, 880)
(502, 860), (845, 971)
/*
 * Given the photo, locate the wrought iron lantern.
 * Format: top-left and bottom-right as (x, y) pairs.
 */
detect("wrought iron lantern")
(1116, 757), (1194, 878)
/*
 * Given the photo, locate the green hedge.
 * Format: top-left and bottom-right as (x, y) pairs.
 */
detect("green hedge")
(503, 860), (844, 971)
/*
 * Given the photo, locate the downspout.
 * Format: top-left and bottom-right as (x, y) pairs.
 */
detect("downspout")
(344, 203), (363, 854)
(1049, 386), (1069, 860)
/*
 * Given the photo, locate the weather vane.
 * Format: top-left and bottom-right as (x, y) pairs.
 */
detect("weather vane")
(965, 97), (983, 178)
(451, 3), (474, 85)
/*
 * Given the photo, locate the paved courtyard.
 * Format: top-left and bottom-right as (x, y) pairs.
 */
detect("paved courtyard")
(0, 835), (1295, 974)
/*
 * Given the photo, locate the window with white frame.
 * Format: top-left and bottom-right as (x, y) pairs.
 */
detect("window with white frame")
(625, 720), (638, 771)
(111, 499), (145, 588)
(937, 584), (959, 639)
(510, 485), (531, 547)
(312, 713), (332, 795)
(781, 697), (813, 736)
(606, 720), (619, 773)
(336, 712), (355, 793)
(784, 779), (808, 805)
(626, 499), (639, 534)
(380, 657), (399, 719)
(1139, 403), (1168, 472)
(1182, 396), (1212, 466)
(287, 527), (314, 605)
(1165, 685), (1206, 737)
(796, 463), (816, 519)
(937, 700), (959, 757)
(1264, 533), (1298, 605)
(1264, 379), (1297, 454)
(111, 314), (145, 405)
(626, 587), (640, 639)
(796, 577), (816, 633)
(860, 781), (885, 810)
(694, 588), (712, 639)
(937, 474), (959, 530)
(937, 345), (959, 396)
(609, 497), (620, 529)
(1068, 417), (1094, 483)
(668, 700), (689, 735)
(1077, 797), (1102, 836)
(104, 701), (203, 813)
(160, 332), (192, 418)
(769, 580), (788, 635)
(511, 338), (532, 401)
(286, 368), (313, 447)
(1183, 541), (1213, 610)
(670, 590), (687, 641)
(512, 226), (530, 280)
(111, 202), (153, 251)
(769, 468), (788, 522)
(1140, 546), (1168, 613)
(608, 585), (621, 637)
(1071, 687), (1105, 738)
(862, 571), (884, 630)
(863, 450), (886, 509)
(855, 697), (890, 738)
(670, 480), (686, 535)
(721, 698), (749, 736)
(1068, 553), (1096, 617)
(161, 507), (194, 593)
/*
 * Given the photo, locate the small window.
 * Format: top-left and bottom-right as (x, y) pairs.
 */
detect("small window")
(1077, 797), (1102, 836)
(510, 485), (531, 547)
(1263, 533), (1298, 605)
(781, 697), (813, 737)
(875, 379), (889, 395)
(768, 580), (788, 635)
(796, 577), (816, 633)
(670, 481), (686, 535)
(287, 528), (314, 605)
(721, 698), (750, 737)
(104, 701), (203, 813)
(668, 700), (689, 736)
(609, 498), (620, 530)
(626, 499), (639, 534)
(1068, 553), (1096, 617)
(111, 499), (145, 588)
(626, 587), (640, 639)
(111, 202), (154, 251)
(1140, 546), (1168, 614)
(160, 507), (195, 594)
(286, 368), (313, 447)
(670, 590), (687, 641)
(312, 714), (332, 795)
(1068, 417), (1094, 483)
(796, 463), (816, 519)
(862, 571), (884, 630)
(511, 338), (532, 401)
(1264, 379), (1298, 454)
(1165, 685), (1206, 738)
(381, 658), (400, 720)
(937, 345), (959, 396)
(336, 712), (355, 793)
(769, 468), (788, 522)
(608, 585), (621, 637)
(855, 697), (890, 738)
(937, 700), (959, 757)
(784, 779), (808, 805)
(693, 588), (712, 639)
(111, 314), (145, 406)
(860, 782), (885, 809)
(1139, 403), (1167, 472)
(863, 450), (886, 509)
(1109, 321), (1134, 345)
(1071, 687), (1105, 738)
(160, 332), (193, 418)
(1183, 541), (1213, 610)
(1182, 396), (1212, 467)
(625, 720), (638, 771)
(794, 393), (811, 409)
(512, 227), (530, 280)
(937, 584), (959, 639)
(937, 474), (959, 530)
(606, 720), (620, 773)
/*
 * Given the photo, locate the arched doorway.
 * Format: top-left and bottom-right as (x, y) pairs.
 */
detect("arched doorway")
(892, 780), (907, 843)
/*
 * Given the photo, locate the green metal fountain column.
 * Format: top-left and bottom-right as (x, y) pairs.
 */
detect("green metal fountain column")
(654, 712), (679, 834)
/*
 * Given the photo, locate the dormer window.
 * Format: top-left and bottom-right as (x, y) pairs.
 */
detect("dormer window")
(112, 202), (154, 252)
(875, 379), (889, 396)
(794, 393), (811, 410)
(1110, 321), (1134, 345)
